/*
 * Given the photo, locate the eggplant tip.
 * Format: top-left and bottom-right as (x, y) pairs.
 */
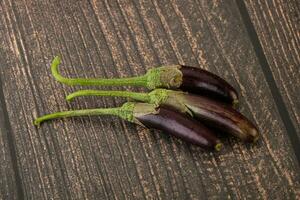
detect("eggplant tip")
(249, 128), (260, 143)
(215, 143), (223, 151)
(230, 90), (238, 102)
(252, 134), (260, 143)
(232, 99), (239, 109)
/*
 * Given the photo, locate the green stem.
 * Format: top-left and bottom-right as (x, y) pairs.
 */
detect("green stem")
(34, 102), (136, 126)
(51, 56), (148, 87)
(66, 90), (150, 102)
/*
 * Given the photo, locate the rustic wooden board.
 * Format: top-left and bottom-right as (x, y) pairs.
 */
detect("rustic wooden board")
(243, 0), (300, 142)
(0, 0), (299, 199)
(0, 5), (22, 199)
(0, 80), (19, 199)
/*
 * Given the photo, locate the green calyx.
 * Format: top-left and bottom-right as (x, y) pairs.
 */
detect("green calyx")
(162, 91), (193, 116)
(117, 102), (136, 122)
(145, 65), (183, 89)
(147, 89), (169, 106)
(132, 103), (159, 126)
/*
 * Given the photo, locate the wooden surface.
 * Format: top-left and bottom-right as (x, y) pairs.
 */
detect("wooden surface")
(0, 85), (19, 199)
(244, 0), (300, 139)
(0, 0), (299, 199)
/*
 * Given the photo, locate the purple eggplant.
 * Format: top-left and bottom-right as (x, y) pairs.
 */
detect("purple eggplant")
(180, 66), (238, 107)
(51, 56), (238, 106)
(136, 105), (222, 150)
(67, 89), (259, 142)
(34, 102), (222, 151)
(171, 93), (259, 142)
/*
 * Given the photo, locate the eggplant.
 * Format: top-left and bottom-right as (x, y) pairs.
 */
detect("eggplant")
(169, 93), (259, 142)
(136, 105), (222, 150)
(34, 102), (222, 151)
(51, 56), (238, 106)
(180, 66), (238, 107)
(67, 89), (259, 142)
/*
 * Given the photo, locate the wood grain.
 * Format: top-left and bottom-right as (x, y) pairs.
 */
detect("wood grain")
(0, 87), (19, 200)
(0, 4), (20, 199)
(244, 0), (300, 139)
(0, 0), (299, 199)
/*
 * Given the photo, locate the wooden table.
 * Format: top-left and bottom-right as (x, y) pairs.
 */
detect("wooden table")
(1, 0), (299, 199)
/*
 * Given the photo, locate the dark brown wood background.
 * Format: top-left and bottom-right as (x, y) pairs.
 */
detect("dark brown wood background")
(0, 0), (299, 199)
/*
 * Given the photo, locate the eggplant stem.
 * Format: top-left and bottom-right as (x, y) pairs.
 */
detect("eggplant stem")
(66, 90), (150, 102)
(34, 102), (136, 126)
(51, 56), (148, 87)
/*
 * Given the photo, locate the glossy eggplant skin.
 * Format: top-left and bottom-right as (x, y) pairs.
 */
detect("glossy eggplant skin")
(136, 106), (221, 150)
(179, 93), (259, 142)
(179, 66), (238, 106)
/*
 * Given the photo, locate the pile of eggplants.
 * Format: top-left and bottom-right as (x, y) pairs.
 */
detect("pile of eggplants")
(34, 56), (259, 151)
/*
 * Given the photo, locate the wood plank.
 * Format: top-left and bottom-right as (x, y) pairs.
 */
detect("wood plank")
(0, 86), (19, 200)
(145, 0), (300, 198)
(0, 5), (21, 199)
(243, 0), (300, 139)
(0, 0), (299, 199)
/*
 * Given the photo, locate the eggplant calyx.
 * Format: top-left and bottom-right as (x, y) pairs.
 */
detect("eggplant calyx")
(147, 89), (192, 116)
(146, 65), (182, 89)
(164, 90), (194, 116)
(148, 89), (169, 106)
(117, 102), (136, 122)
(132, 103), (159, 126)
(230, 90), (239, 109)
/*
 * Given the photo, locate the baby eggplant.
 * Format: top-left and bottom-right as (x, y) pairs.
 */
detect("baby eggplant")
(34, 102), (222, 151)
(180, 66), (238, 107)
(170, 93), (259, 142)
(51, 56), (238, 106)
(67, 89), (259, 142)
